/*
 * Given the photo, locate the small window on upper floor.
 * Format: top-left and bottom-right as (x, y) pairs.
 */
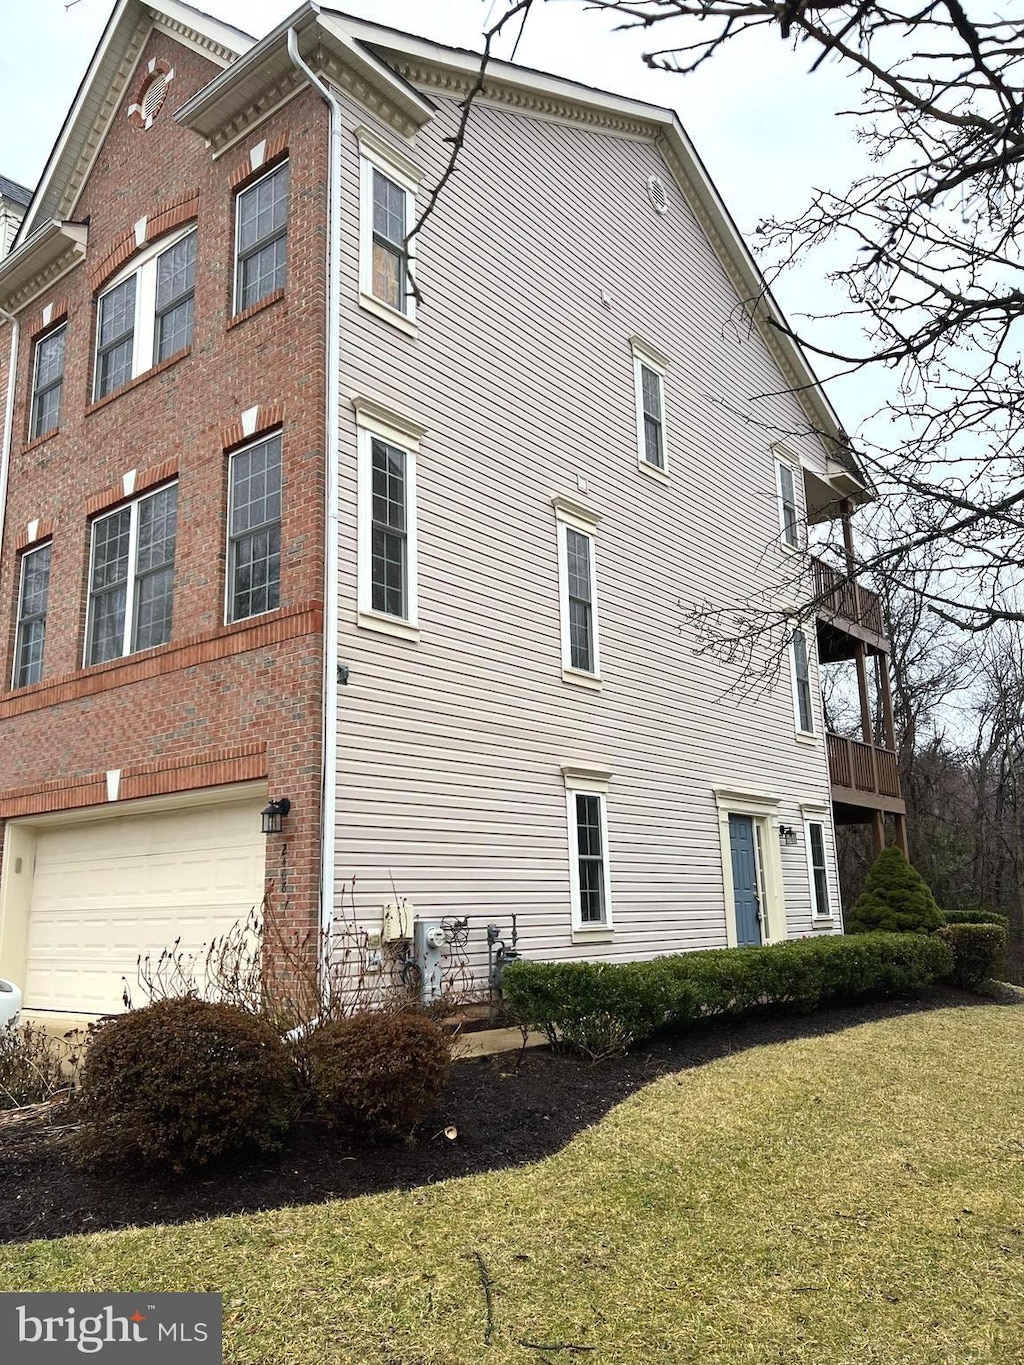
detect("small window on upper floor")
(13, 542), (52, 689)
(94, 227), (196, 401)
(357, 128), (420, 331)
(776, 457), (801, 549)
(553, 496), (602, 686)
(234, 161), (289, 314)
(86, 483), (178, 665)
(227, 432), (282, 624)
(355, 402), (422, 641)
(30, 324), (66, 440)
(790, 627), (815, 735)
(630, 338), (670, 477)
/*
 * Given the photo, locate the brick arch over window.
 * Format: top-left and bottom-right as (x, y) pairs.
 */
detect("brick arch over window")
(88, 189), (200, 293)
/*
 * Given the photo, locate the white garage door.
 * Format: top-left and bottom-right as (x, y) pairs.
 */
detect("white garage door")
(23, 798), (267, 1015)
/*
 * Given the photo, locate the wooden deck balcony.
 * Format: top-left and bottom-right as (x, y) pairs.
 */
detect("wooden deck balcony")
(812, 557), (889, 659)
(826, 732), (906, 817)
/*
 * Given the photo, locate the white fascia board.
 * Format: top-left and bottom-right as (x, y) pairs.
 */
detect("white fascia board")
(175, 7), (434, 134)
(0, 222), (89, 311)
(150, 0), (255, 56)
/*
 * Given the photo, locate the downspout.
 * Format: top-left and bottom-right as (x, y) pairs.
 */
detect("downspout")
(0, 306), (19, 603)
(285, 27), (342, 985)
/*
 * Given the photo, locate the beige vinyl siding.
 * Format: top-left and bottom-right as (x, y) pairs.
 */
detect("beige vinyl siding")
(331, 88), (841, 977)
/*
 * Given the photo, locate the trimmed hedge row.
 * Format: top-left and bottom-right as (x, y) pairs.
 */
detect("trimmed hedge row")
(936, 923), (1007, 989)
(942, 909), (1009, 928)
(503, 932), (952, 1057)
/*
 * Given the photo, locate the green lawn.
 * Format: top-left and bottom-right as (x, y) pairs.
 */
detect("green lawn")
(2, 1004), (1022, 1364)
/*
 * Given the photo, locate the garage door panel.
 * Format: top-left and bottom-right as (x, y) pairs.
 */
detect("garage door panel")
(23, 798), (267, 1015)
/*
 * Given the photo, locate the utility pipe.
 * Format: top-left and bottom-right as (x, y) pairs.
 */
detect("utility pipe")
(0, 305), (19, 626)
(285, 25), (342, 987)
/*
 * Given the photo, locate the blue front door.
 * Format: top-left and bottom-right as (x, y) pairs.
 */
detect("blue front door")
(729, 813), (762, 948)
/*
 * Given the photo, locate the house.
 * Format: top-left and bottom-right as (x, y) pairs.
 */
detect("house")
(0, 177), (31, 260)
(0, 0), (906, 1024)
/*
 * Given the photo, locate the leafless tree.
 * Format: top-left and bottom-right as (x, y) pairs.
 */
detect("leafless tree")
(469, 1), (1024, 637)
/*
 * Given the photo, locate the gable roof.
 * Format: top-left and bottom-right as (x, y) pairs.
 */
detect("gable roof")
(0, 177), (32, 208)
(15, 0), (252, 248)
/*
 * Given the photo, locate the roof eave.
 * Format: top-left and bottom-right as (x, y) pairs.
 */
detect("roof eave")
(0, 221), (89, 314)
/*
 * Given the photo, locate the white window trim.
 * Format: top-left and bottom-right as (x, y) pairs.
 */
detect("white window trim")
(93, 224), (196, 400)
(30, 323), (67, 439)
(713, 788), (786, 948)
(552, 494), (601, 687)
(85, 482), (177, 666)
(789, 626), (817, 737)
(563, 765), (613, 936)
(774, 448), (803, 552)
(803, 817), (834, 920)
(232, 160), (288, 317)
(356, 399), (423, 641)
(357, 127), (422, 335)
(12, 542), (50, 689)
(630, 337), (670, 480)
(224, 432), (283, 627)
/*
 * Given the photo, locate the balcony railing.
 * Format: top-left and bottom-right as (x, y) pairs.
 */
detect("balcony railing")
(812, 558), (885, 640)
(826, 732), (902, 799)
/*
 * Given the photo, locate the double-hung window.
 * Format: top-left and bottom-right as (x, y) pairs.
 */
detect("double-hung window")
(358, 128), (420, 329)
(776, 456), (800, 549)
(30, 325), (66, 439)
(13, 543), (52, 688)
(86, 484), (178, 665)
(563, 767), (613, 932)
(227, 432), (282, 623)
(234, 161), (288, 313)
(356, 401), (421, 639)
(554, 496), (601, 684)
(94, 226), (196, 400)
(631, 338), (670, 475)
(805, 819), (832, 918)
(791, 627), (815, 734)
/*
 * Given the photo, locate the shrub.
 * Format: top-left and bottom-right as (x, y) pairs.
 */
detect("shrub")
(301, 1011), (452, 1135)
(503, 932), (951, 1056)
(75, 997), (296, 1172)
(936, 923), (1007, 990)
(502, 959), (700, 1059)
(0, 1022), (79, 1110)
(846, 847), (944, 935)
(942, 909), (1009, 928)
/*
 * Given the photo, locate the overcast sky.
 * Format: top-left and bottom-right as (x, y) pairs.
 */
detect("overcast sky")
(0, 0), (876, 424)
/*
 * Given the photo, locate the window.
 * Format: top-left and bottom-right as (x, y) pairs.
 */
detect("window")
(30, 325), (66, 439)
(777, 458), (800, 549)
(554, 496), (601, 683)
(631, 338), (670, 475)
(86, 484), (177, 665)
(356, 403), (421, 638)
(563, 768), (613, 932)
(227, 432), (282, 623)
(791, 627), (814, 733)
(94, 227), (196, 400)
(13, 543), (51, 688)
(358, 129), (420, 326)
(805, 820), (832, 918)
(234, 161), (288, 313)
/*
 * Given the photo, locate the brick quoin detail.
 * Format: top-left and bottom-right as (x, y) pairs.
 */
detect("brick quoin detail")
(221, 403), (285, 451)
(86, 457), (179, 518)
(230, 134), (289, 189)
(88, 188), (200, 291)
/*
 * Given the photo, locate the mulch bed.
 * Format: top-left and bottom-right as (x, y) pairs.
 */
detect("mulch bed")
(0, 990), (990, 1245)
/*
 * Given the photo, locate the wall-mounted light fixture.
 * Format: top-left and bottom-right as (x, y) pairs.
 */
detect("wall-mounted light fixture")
(261, 797), (291, 835)
(779, 824), (798, 847)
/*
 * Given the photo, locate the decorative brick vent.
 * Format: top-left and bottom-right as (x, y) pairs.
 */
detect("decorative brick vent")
(128, 59), (175, 131)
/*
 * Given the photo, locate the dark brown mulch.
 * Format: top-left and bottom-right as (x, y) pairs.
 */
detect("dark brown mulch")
(0, 990), (990, 1245)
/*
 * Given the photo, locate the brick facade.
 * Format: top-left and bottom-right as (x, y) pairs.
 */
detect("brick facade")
(0, 29), (329, 957)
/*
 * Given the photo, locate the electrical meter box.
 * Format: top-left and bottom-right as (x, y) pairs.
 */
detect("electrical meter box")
(381, 899), (413, 942)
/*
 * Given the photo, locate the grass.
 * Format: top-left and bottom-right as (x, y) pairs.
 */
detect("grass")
(2, 1003), (1023, 1364)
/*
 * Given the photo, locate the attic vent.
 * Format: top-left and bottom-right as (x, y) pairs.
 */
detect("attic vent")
(646, 174), (670, 216)
(128, 62), (174, 131)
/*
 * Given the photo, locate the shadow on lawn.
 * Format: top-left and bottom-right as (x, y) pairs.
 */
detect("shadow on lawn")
(0, 989), (997, 1244)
